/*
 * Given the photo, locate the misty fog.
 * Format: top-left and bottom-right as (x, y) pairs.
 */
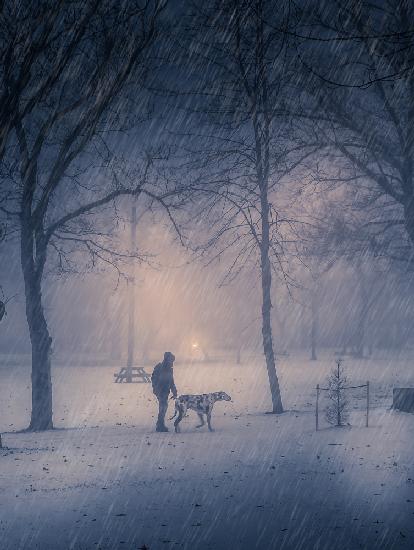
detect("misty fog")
(1, 1), (414, 549)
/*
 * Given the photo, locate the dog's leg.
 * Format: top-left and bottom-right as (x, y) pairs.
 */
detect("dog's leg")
(174, 412), (183, 433)
(206, 410), (214, 432)
(196, 413), (205, 428)
(174, 405), (185, 433)
(170, 401), (179, 421)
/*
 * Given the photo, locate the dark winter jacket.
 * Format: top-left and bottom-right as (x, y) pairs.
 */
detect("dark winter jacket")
(151, 361), (177, 398)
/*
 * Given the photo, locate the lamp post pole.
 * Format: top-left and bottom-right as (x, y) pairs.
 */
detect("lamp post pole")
(126, 205), (137, 383)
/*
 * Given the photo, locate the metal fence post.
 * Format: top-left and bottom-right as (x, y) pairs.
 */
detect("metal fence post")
(316, 384), (320, 431)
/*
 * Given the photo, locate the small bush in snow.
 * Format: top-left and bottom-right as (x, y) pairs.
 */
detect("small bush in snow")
(325, 360), (349, 427)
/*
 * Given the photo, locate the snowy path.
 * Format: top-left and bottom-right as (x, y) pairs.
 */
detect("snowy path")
(1, 355), (413, 549)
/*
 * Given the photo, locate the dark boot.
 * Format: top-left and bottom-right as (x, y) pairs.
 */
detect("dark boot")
(156, 395), (169, 432)
(156, 424), (169, 432)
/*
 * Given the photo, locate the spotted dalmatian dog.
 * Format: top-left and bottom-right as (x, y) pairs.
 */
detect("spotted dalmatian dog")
(171, 391), (232, 432)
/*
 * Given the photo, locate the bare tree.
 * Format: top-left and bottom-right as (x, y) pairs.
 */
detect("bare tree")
(295, 0), (414, 253)
(173, 0), (320, 413)
(300, 184), (392, 358)
(0, 0), (174, 431)
(0, 1), (99, 163)
(310, 278), (319, 361)
(0, 221), (8, 322)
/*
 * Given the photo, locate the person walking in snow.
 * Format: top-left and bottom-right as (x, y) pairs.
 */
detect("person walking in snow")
(151, 351), (177, 432)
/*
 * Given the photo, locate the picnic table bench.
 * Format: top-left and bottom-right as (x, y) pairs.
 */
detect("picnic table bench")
(114, 366), (151, 383)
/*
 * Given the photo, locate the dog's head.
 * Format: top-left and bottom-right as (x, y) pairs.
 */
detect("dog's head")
(214, 391), (232, 402)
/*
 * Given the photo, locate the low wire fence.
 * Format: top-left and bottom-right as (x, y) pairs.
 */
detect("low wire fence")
(315, 381), (370, 431)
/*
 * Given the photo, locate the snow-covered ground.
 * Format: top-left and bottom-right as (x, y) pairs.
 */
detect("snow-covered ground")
(1, 352), (413, 549)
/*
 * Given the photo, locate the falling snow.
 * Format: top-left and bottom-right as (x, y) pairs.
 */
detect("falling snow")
(1, 1), (414, 549)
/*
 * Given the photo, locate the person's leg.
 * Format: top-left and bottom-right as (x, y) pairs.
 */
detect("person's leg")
(156, 395), (169, 431)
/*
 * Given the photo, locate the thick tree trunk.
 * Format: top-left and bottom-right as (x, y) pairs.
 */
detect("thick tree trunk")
(27, 302), (53, 431)
(21, 227), (53, 431)
(260, 188), (284, 414)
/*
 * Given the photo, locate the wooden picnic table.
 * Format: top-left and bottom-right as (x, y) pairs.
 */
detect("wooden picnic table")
(114, 366), (151, 383)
